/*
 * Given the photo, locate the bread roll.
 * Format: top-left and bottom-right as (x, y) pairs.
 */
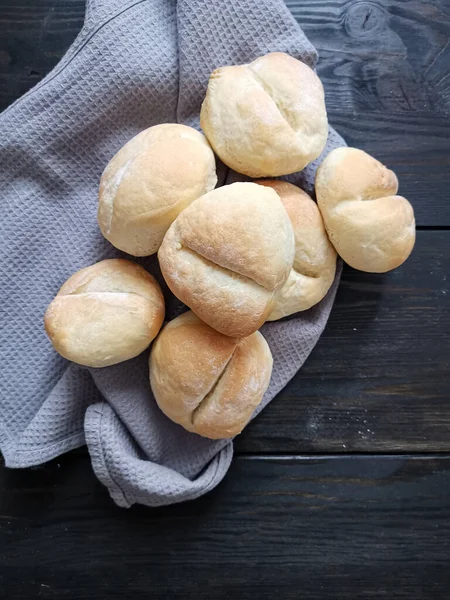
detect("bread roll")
(315, 148), (415, 273)
(44, 259), (165, 367)
(150, 311), (273, 439)
(158, 182), (295, 337)
(256, 181), (337, 320)
(200, 52), (328, 178)
(98, 124), (217, 256)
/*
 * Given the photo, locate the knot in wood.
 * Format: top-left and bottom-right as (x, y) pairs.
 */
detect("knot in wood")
(345, 2), (386, 37)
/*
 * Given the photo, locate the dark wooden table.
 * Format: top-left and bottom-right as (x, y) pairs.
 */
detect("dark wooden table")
(1, 1), (449, 598)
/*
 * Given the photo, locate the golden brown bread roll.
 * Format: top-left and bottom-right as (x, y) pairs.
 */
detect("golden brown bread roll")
(44, 259), (165, 367)
(200, 52), (328, 177)
(256, 180), (337, 319)
(315, 147), (415, 273)
(158, 182), (295, 337)
(150, 311), (273, 439)
(98, 124), (217, 256)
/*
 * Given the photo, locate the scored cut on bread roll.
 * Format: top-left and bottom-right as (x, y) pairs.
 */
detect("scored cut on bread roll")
(256, 180), (337, 320)
(315, 147), (415, 273)
(98, 123), (217, 257)
(158, 182), (295, 338)
(150, 311), (273, 439)
(200, 52), (328, 178)
(44, 259), (165, 368)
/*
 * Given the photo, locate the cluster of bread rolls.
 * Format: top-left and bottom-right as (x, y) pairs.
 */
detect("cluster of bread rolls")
(45, 52), (415, 440)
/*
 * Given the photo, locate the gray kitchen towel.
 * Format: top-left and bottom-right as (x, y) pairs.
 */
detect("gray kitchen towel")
(0, 0), (345, 507)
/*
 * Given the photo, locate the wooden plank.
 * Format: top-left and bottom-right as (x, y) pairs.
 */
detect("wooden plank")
(288, 0), (450, 226)
(0, 0), (84, 112)
(0, 0), (449, 225)
(236, 230), (450, 454)
(0, 232), (443, 457)
(1, 453), (450, 599)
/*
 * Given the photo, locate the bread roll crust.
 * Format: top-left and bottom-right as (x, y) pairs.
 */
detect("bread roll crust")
(315, 148), (415, 273)
(200, 52), (328, 177)
(256, 180), (337, 319)
(98, 124), (217, 256)
(158, 182), (295, 337)
(44, 259), (165, 367)
(150, 311), (273, 439)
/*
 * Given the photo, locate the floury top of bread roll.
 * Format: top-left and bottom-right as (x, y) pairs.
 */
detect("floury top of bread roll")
(150, 311), (273, 439)
(256, 181), (337, 320)
(44, 259), (165, 368)
(158, 182), (295, 338)
(98, 124), (217, 257)
(315, 147), (415, 273)
(200, 52), (328, 178)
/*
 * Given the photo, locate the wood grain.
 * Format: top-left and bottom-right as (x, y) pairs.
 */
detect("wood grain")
(0, 0), (449, 225)
(237, 230), (450, 454)
(0, 0), (84, 112)
(2, 453), (450, 599)
(288, 0), (450, 226)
